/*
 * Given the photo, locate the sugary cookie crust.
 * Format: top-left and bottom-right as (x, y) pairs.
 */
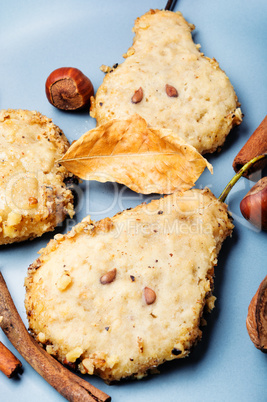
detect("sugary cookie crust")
(90, 9), (242, 154)
(0, 109), (75, 245)
(25, 188), (233, 382)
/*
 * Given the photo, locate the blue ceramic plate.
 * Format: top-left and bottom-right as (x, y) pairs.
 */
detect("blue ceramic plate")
(1, 1), (266, 401)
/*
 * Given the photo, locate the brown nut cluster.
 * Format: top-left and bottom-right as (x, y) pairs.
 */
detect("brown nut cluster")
(45, 67), (94, 111)
(246, 275), (267, 352)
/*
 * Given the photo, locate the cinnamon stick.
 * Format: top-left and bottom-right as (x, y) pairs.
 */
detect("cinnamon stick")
(0, 272), (111, 402)
(0, 341), (22, 378)
(233, 115), (267, 177)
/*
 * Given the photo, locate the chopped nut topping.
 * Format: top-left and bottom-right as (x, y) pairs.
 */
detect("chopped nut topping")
(28, 197), (38, 205)
(66, 346), (83, 363)
(82, 358), (94, 374)
(100, 64), (112, 73)
(144, 287), (156, 305)
(131, 87), (143, 104)
(56, 272), (72, 291)
(100, 268), (117, 284)
(37, 332), (46, 343)
(166, 84), (178, 98)
(46, 345), (56, 355)
(6, 211), (22, 226)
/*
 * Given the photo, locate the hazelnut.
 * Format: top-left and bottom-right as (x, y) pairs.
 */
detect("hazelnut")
(45, 67), (94, 111)
(246, 275), (267, 352)
(240, 177), (267, 230)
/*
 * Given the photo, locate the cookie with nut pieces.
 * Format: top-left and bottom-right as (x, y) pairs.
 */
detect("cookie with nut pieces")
(25, 188), (233, 382)
(0, 109), (75, 245)
(90, 9), (242, 154)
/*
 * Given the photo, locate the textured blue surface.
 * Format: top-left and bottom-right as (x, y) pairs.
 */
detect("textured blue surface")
(0, 1), (266, 401)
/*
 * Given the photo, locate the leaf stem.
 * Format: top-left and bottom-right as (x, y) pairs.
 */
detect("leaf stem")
(218, 153), (267, 203)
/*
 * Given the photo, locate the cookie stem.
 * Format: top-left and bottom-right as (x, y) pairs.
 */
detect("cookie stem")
(165, 0), (177, 11)
(218, 153), (267, 203)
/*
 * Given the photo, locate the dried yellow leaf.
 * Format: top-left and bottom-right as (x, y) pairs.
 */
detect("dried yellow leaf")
(60, 114), (212, 194)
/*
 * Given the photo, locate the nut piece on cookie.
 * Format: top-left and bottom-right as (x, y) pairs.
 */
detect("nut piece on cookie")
(0, 109), (75, 245)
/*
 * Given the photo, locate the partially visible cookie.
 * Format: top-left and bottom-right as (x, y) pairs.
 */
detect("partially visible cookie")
(25, 188), (233, 382)
(90, 9), (242, 154)
(0, 109), (75, 245)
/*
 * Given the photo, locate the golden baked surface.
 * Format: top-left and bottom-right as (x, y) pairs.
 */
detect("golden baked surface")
(90, 9), (242, 154)
(25, 188), (233, 382)
(0, 109), (74, 245)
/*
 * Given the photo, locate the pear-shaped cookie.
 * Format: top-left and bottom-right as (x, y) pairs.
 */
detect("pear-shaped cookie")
(90, 9), (242, 154)
(0, 109), (75, 245)
(25, 188), (233, 382)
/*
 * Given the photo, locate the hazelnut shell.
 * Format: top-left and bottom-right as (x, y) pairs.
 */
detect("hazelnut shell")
(240, 177), (267, 230)
(45, 67), (94, 111)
